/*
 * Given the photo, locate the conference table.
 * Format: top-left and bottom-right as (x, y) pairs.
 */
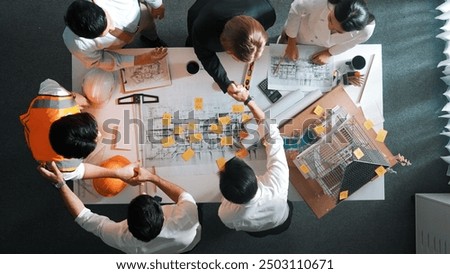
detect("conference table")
(72, 44), (385, 211)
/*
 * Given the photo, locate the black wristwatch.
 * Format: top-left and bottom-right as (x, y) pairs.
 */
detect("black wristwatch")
(244, 96), (253, 106)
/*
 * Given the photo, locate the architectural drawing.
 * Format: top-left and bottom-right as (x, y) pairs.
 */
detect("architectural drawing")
(140, 98), (266, 170)
(121, 56), (171, 93)
(268, 44), (333, 91)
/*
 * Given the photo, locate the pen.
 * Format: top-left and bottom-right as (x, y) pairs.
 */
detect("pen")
(273, 56), (284, 75)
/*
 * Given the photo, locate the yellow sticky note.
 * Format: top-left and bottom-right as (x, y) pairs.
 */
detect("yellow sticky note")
(188, 122), (197, 131)
(190, 133), (203, 143)
(300, 164), (310, 174)
(194, 97), (203, 111)
(242, 113), (252, 123)
(232, 104), (245, 113)
(218, 116), (231, 125)
(353, 148), (364, 159)
(174, 126), (184, 135)
(161, 136), (175, 147)
(313, 105), (324, 117)
(210, 123), (223, 134)
(364, 119), (374, 130)
(235, 148), (249, 158)
(313, 125), (326, 135)
(162, 113), (172, 126)
(376, 129), (388, 142)
(375, 166), (387, 177)
(216, 157), (226, 171)
(220, 136), (233, 146)
(339, 190), (349, 200)
(181, 148), (195, 161)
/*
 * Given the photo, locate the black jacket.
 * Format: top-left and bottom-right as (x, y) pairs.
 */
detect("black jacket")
(187, 0), (276, 93)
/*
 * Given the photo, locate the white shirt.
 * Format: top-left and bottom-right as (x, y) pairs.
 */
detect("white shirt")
(75, 192), (201, 254)
(218, 123), (290, 232)
(63, 0), (162, 71)
(284, 0), (375, 55)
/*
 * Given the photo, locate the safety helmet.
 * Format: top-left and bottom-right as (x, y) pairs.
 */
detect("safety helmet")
(82, 68), (115, 105)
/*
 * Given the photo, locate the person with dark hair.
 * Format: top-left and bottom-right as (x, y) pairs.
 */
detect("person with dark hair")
(20, 79), (137, 182)
(217, 88), (292, 235)
(63, 0), (168, 71)
(38, 162), (201, 254)
(186, 0), (276, 95)
(280, 0), (375, 64)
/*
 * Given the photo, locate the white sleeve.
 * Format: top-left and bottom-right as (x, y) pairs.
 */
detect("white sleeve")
(328, 21), (376, 56)
(62, 163), (85, 181)
(284, 0), (309, 38)
(143, 0), (163, 8)
(63, 28), (135, 71)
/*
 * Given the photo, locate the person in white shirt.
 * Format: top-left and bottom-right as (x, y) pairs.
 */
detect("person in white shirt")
(39, 162), (202, 254)
(280, 0), (375, 64)
(218, 89), (293, 235)
(63, 0), (168, 71)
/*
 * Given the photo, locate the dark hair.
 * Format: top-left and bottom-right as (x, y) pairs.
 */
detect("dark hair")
(127, 195), (164, 242)
(219, 157), (257, 204)
(49, 112), (98, 159)
(64, 0), (107, 38)
(220, 15), (268, 63)
(331, 0), (375, 32)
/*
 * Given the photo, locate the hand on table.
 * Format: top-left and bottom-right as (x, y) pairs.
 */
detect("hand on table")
(310, 49), (331, 65)
(134, 47), (168, 66)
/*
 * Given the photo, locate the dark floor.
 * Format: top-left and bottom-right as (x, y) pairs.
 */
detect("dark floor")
(1, 0), (449, 254)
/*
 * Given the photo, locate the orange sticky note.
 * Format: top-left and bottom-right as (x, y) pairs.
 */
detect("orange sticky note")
(162, 113), (172, 126)
(353, 148), (364, 159)
(239, 131), (249, 139)
(364, 119), (374, 130)
(181, 148), (195, 161)
(235, 148), (249, 158)
(194, 97), (203, 111)
(313, 125), (325, 135)
(174, 125), (184, 135)
(220, 136), (233, 146)
(161, 136), (175, 147)
(376, 129), (388, 142)
(242, 113), (252, 123)
(339, 190), (349, 200)
(299, 164), (309, 174)
(218, 116), (231, 125)
(232, 104), (245, 113)
(313, 105), (324, 117)
(216, 157), (226, 171)
(375, 166), (387, 177)
(190, 133), (203, 143)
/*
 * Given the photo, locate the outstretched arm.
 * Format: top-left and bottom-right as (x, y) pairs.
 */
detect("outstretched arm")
(128, 167), (185, 203)
(38, 162), (85, 218)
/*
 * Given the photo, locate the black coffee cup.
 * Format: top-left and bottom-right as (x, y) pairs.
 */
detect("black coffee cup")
(186, 61), (200, 74)
(346, 55), (366, 70)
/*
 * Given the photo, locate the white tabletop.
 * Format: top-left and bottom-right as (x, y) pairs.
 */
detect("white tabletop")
(72, 44), (384, 204)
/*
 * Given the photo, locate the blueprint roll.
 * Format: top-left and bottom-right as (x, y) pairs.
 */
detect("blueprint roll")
(265, 90), (323, 126)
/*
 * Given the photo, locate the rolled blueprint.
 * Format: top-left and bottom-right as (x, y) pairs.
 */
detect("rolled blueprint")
(264, 90), (323, 126)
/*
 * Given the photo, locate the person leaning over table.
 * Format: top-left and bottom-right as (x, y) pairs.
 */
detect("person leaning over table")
(38, 161), (202, 254)
(279, 0), (375, 64)
(63, 0), (168, 71)
(20, 79), (138, 183)
(217, 89), (293, 236)
(186, 0), (276, 96)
